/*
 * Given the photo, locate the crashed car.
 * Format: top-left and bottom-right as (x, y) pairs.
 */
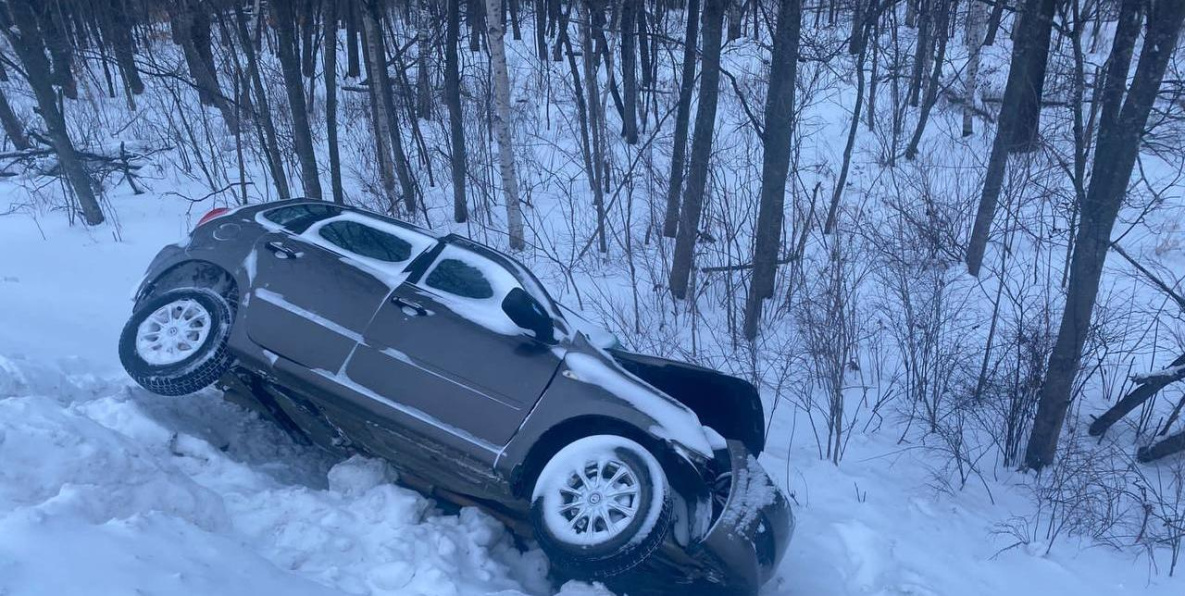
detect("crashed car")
(119, 200), (793, 593)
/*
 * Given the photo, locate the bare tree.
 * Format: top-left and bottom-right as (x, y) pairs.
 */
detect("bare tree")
(325, 0), (344, 204)
(1, 0), (103, 225)
(171, 0), (238, 130)
(965, 0), (1058, 276)
(233, 1), (290, 200)
(663, 0), (701, 238)
(445, 0), (468, 222)
(670, 0), (728, 299)
(416, 0), (433, 120)
(273, 0), (323, 199)
(1025, 0), (1185, 471)
(620, 0), (639, 144)
(743, 0), (801, 340)
(486, 0), (525, 250)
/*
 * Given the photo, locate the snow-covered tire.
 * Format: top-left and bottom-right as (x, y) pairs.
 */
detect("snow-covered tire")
(119, 288), (235, 396)
(530, 435), (672, 579)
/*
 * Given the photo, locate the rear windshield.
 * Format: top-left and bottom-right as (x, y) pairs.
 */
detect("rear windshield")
(263, 204), (343, 233)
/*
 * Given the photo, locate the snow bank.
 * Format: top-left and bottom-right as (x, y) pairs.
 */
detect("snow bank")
(0, 358), (607, 596)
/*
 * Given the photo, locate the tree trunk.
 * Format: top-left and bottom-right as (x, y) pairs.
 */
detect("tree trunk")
(2, 0), (102, 225)
(172, 0), (239, 131)
(325, 0), (344, 204)
(534, 0), (547, 60)
(824, 19), (868, 234)
(446, 0), (469, 222)
(662, 0), (700, 238)
(965, 0), (1058, 275)
(363, 1), (416, 212)
(0, 86), (30, 150)
(38, 1), (77, 100)
(908, 0), (931, 107)
(620, 0), (639, 144)
(416, 0), (434, 119)
(104, 0), (144, 95)
(1089, 353), (1185, 437)
(849, 0), (864, 55)
(984, 0), (1006, 45)
(346, 0), (361, 77)
(233, 2), (290, 200)
(743, 0), (800, 340)
(906, 0), (950, 159)
(581, 0), (607, 254)
(1009, 0), (1057, 150)
(669, 0), (728, 299)
(1138, 430), (1185, 463)
(1025, 0), (1185, 471)
(469, 0), (484, 51)
(726, 0), (742, 40)
(273, 0), (323, 200)
(963, 0), (985, 136)
(486, 0), (525, 250)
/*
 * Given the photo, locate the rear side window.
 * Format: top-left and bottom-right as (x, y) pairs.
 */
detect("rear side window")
(424, 258), (494, 299)
(319, 220), (413, 263)
(263, 204), (342, 233)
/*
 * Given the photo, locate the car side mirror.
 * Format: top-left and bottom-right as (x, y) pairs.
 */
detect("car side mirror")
(502, 287), (556, 344)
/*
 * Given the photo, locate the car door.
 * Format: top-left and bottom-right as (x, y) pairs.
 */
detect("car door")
(345, 243), (564, 448)
(244, 207), (426, 374)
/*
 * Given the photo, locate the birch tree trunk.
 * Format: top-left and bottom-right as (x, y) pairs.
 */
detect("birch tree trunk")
(362, 4), (398, 205)
(485, 0), (526, 250)
(963, 0), (985, 137)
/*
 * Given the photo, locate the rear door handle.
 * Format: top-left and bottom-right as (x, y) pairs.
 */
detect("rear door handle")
(266, 240), (300, 259)
(392, 295), (428, 316)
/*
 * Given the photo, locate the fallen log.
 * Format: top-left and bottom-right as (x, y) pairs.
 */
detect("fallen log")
(1137, 430), (1185, 463)
(1089, 352), (1185, 437)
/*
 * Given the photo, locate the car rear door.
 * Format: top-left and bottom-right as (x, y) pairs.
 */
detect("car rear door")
(244, 206), (430, 374)
(345, 243), (564, 448)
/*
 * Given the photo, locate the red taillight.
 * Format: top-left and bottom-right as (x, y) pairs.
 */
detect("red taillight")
(195, 207), (231, 229)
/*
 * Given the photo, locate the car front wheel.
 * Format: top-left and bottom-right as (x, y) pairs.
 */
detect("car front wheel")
(530, 435), (672, 579)
(119, 287), (235, 396)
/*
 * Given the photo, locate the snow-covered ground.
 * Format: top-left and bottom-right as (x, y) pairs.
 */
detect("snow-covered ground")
(1, 190), (1179, 596)
(3, 6), (1185, 596)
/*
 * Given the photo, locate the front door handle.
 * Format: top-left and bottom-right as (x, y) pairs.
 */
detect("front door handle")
(392, 296), (428, 316)
(266, 240), (300, 259)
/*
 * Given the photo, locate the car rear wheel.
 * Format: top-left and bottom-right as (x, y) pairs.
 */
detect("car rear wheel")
(530, 435), (672, 579)
(119, 288), (235, 396)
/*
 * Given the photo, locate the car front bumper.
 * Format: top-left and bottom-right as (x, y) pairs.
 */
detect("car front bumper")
(692, 440), (794, 592)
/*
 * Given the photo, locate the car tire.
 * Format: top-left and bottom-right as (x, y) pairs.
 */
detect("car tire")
(119, 288), (235, 396)
(530, 435), (672, 579)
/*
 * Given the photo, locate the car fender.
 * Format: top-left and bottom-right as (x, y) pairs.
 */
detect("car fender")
(608, 349), (766, 455)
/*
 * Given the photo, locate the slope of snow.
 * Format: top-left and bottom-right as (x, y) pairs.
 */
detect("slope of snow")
(2, 188), (1180, 596)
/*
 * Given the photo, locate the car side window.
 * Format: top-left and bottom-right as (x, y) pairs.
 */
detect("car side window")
(318, 220), (413, 263)
(424, 258), (494, 299)
(263, 204), (342, 233)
